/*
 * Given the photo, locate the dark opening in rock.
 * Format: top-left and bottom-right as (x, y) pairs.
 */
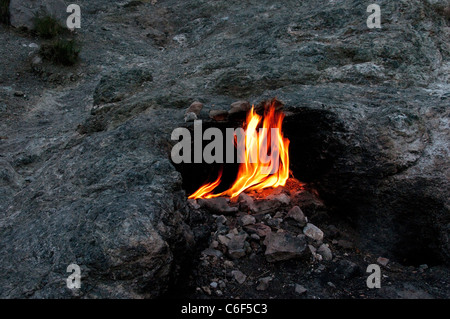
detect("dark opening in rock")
(172, 106), (446, 267)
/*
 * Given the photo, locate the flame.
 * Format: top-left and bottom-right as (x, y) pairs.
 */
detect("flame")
(189, 100), (290, 199)
(188, 169), (223, 199)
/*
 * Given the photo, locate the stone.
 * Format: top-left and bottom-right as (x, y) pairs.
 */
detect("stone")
(218, 235), (230, 246)
(244, 223), (272, 237)
(294, 284), (307, 295)
(240, 214), (256, 226)
(210, 281), (218, 289)
(227, 233), (248, 259)
(224, 260), (234, 268)
(317, 244), (333, 261)
(303, 223), (324, 242)
(238, 192), (257, 212)
(266, 193), (291, 206)
(187, 198), (200, 209)
(286, 206), (307, 227)
(209, 109), (228, 121)
(0, 107), (195, 298)
(186, 101), (203, 116)
(210, 240), (219, 249)
(202, 286), (212, 295)
(266, 218), (282, 229)
(228, 100), (251, 116)
(202, 248), (223, 258)
(250, 234), (260, 241)
(253, 198), (282, 213)
(13, 91), (24, 97)
(273, 211), (284, 219)
(377, 257), (389, 266)
(231, 270), (247, 284)
(256, 276), (272, 291)
(184, 112), (197, 122)
(215, 215), (228, 225)
(198, 197), (238, 215)
(263, 232), (307, 262)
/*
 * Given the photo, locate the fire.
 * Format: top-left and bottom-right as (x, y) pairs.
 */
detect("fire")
(189, 100), (290, 199)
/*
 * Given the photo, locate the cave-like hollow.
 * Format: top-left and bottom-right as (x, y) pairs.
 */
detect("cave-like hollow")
(172, 107), (445, 267)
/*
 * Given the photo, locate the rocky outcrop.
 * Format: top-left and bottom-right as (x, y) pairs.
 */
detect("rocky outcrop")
(1, 0), (449, 298)
(9, 0), (67, 29)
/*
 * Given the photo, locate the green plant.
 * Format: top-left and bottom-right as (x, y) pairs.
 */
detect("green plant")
(0, 0), (10, 25)
(34, 15), (66, 39)
(39, 38), (80, 66)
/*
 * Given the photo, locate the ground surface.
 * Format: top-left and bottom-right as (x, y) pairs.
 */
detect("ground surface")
(0, 0), (449, 298)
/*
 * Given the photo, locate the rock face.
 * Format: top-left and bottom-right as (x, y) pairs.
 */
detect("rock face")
(93, 68), (153, 106)
(1, 0), (449, 299)
(9, 0), (67, 29)
(0, 108), (195, 298)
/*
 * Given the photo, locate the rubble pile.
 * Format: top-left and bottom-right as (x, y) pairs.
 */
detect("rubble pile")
(186, 179), (336, 296)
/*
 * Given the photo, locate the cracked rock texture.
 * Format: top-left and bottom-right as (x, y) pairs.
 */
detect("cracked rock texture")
(0, 0), (449, 298)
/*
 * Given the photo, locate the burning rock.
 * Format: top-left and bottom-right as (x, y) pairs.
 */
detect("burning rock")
(197, 197), (238, 215)
(238, 193), (257, 212)
(266, 192), (291, 206)
(263, 232), (307, 262)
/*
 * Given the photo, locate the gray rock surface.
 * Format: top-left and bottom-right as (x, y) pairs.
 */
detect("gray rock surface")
(303, 223), (324, 242)
(1, 0), (449, 298)
(9, 0), (67, 29)
(263, 232), (307, 262)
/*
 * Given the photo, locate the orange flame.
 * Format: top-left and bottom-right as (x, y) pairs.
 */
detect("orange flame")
(188, 100), (290, 199)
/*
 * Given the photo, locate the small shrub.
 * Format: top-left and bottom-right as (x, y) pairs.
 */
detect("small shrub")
(34, 15), (66, 39)
(0, 0), (10, 25)
(39, 39), (80, 66)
